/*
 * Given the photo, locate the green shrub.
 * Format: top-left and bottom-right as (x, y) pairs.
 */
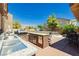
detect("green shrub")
(61, 24), (77, 34)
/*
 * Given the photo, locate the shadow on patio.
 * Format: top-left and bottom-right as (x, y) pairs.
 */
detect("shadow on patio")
(50, 38), (79, 56)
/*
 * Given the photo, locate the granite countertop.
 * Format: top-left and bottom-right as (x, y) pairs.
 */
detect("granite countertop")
(28, 32), (49, 36)
(18, 31), (49, 36)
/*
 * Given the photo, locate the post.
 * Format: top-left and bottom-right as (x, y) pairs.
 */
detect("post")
(42, 35), (49, 48)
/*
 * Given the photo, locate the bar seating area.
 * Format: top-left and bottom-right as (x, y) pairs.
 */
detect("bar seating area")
(66, 30), (79, 48)
(66, 3), (79, 48)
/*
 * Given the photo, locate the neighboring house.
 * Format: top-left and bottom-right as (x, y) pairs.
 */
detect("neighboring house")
(57, 18), (70, 25)
(57, 18), (79, 26)
(7, 13), (13, 30)
(70, 19), (79, 26)
(69, 19), (77, 25)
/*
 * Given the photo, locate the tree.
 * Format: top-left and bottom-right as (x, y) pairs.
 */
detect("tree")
(61, 24), (77, 34)
(13, 21), (21, 29)
(37, 25), (44, 31)
(28, 26), (33, 29)
(47, 15), (58, 31)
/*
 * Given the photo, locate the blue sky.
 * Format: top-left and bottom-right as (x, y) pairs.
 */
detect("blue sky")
(8, 3), (75, 26)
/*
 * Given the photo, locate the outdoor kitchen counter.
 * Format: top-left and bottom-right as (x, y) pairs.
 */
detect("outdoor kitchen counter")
(17, 31), (49, 48)
(28, 32), (49, 48)
(28, 32), (49, 36)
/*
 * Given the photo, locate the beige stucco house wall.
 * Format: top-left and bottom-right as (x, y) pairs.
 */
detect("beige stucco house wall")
(7, 13), (13, 30)
(4, 13), (13, 32)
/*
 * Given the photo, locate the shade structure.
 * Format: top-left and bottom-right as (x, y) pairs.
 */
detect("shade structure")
(70, 3), (79, 21)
